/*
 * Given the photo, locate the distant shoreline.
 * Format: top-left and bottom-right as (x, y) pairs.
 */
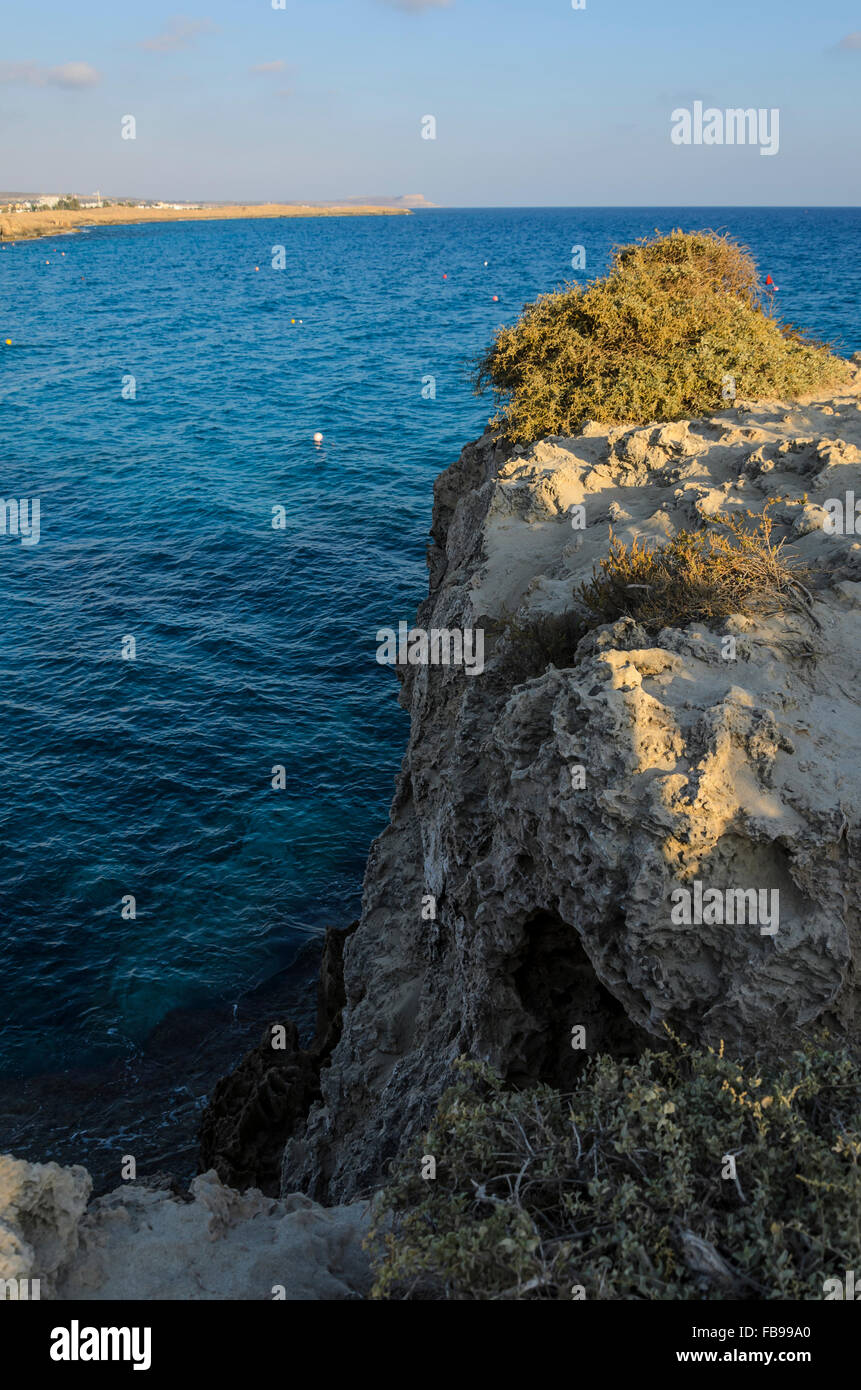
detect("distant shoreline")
(0, 202), (411, 243)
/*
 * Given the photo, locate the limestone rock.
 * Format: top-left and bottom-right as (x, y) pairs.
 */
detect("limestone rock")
(283, 374), (861, 1203)
(0, 1154), (91, 1294)
(61, 1173), (372, 1301)
(0, 1153), (372, 1300)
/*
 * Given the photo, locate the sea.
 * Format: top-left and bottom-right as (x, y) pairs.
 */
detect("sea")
(1, 207), (858, 1186)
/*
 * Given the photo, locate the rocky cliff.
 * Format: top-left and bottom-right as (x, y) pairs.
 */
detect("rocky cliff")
(4, 378), (861, 1295)
(283, 372), (861, 1203)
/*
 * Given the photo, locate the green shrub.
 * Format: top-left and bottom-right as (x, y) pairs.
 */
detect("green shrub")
(475, 230), (850, 442)
(369, 1037), (860, 1300)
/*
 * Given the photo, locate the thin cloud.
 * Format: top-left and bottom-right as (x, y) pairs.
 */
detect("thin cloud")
(379, 0), (453, 11)
(0, 61), (100, 87)
(838, 32), (861, 49)
(0, 63), (42, 84)
(47, 62), (100, 88)
(140, 17), (216, 53)
(250, 60), (287, 74)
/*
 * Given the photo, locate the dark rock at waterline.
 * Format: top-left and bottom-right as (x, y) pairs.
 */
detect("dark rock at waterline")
(197, 922), (357, 1196)
(197, 1022), (320, 1196)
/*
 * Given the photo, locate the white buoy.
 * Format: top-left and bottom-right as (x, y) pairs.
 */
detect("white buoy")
(313, 431), (324, 444)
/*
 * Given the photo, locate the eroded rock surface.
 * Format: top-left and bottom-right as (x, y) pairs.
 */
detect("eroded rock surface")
(283, 376), (861, 1203)
(0, 1154), (91, 1295)
(0, 1153), (372, 1300)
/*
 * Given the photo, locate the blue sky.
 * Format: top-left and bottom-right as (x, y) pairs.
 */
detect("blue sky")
(0, 0), (859, 204)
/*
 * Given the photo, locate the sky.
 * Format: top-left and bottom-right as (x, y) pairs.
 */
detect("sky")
(0, 0), (858, 205)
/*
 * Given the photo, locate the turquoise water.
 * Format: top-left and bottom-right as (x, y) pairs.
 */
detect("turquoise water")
(0, 207), (859, 1084)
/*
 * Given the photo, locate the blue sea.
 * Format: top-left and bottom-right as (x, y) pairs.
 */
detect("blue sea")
(0, 207), (859, 1174)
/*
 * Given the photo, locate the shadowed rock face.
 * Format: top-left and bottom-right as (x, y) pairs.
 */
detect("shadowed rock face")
(507, 910), (653, 1090)
(198, 924), (356, 1195)
(283, 376), (861, 1205)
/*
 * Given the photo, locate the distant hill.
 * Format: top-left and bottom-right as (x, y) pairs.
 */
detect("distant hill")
(340, 194), (437, 209)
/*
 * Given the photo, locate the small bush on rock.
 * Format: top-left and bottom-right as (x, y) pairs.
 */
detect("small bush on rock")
(491, 609), (586, 685)
(578, 503), (814, 635)
(493, 503), (813, 686)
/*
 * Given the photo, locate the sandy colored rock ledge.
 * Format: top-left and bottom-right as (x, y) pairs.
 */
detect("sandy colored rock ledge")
(0, 1153), (371, 1300)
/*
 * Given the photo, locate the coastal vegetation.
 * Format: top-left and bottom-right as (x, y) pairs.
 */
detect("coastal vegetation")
(492, 608), (587, 686)
(369, 1038), (861, 1300)
(578, 501), (814, 635)
(495, 501), (814, 683)
(475, 230), (851, 442)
